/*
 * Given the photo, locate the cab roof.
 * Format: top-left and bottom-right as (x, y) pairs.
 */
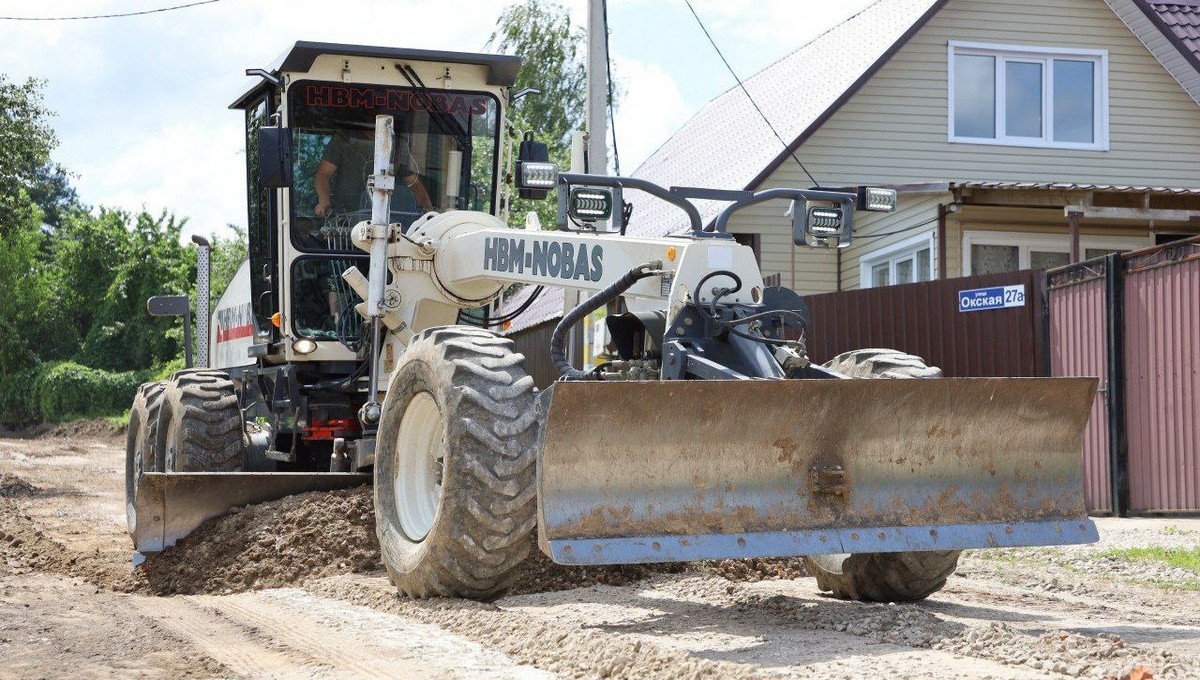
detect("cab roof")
(230, 41), (521, 110)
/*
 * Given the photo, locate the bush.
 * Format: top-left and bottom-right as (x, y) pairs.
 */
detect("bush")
(34, 361), (147, 423)
(0, 366), (40, 426)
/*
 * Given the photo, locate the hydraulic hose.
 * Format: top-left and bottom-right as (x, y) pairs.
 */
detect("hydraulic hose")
(551, 261), (661, 380)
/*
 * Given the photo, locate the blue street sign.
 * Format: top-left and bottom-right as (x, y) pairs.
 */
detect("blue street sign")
(958, 284), (1026, 312)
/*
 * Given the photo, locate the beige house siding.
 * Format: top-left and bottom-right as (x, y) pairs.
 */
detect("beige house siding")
(746, 0), (1200, 290)
(840, 193), (948, 289)
(789, 0), (1200, 186)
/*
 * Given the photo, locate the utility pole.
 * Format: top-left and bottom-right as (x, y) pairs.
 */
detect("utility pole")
(586, 0), (609, 175)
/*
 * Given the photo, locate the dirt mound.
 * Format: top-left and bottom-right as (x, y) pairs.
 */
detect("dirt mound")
(47, 419), (125, 439)
(0, 419), (125, 440)
(139, 485), (381, 595)
(135, 484), (812, 597)
(0, 473), (37, 498)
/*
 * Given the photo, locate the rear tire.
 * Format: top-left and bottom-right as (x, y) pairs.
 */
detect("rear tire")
(125, 380), (165, 533)
(804, 348), (961, 603)
(157, 369), (246, 473)
(374, 326), (537, 599)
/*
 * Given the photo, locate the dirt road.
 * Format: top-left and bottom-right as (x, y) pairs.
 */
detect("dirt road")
(1, 429), (1197, 679)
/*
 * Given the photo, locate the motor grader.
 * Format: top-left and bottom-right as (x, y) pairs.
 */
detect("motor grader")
(125, 41), (1098, 602)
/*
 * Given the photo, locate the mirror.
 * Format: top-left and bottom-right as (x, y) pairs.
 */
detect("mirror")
(257, 127), (293, 189)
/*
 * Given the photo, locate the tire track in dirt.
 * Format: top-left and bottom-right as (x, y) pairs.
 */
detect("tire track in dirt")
(129, 596), (321, 678)
(308, 573), (771, 680)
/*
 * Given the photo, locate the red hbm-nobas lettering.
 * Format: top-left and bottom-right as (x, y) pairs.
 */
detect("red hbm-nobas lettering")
(305, 85), (490, 115)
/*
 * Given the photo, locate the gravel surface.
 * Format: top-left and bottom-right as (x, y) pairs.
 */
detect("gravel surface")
(1, 430), (1198, 679)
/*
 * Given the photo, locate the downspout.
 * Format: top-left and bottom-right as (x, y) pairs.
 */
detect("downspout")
(836, 246), (842, 292)
(937, 203), (947, 279)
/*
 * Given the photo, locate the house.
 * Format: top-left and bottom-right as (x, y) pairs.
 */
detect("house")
(501, 0), (1200, 339)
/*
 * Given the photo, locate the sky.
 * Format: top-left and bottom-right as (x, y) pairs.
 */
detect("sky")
(1, 0), (874, 239)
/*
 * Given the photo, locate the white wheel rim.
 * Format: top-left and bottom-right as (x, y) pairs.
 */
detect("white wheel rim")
(395, 392), (445, 541)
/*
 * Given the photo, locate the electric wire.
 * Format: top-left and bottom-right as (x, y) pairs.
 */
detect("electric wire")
(683, 0), (820, 188)
(0, 0), (223, 20)
(601, 0), (621, 175)
(853, 213), (940, 239)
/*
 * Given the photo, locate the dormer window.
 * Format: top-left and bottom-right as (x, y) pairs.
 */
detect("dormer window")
(949, 41), (1108, 150)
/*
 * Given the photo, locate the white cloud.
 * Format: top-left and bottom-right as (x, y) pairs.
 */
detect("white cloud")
(608, 56), (689, 173)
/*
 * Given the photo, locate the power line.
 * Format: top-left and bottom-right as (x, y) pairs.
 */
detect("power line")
(601, 0), (621, 176)
(853, 214), (940, 239)
(683, 0), (820, 188)
(0, 0), (223, 21)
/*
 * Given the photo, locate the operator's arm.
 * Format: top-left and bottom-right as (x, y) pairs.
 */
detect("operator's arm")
(404, 172), (434, 212)
(315, 159), (337, 217)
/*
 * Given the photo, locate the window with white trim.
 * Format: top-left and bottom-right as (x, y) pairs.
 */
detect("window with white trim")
(963, 230), (1149, 275)
(861, 232), (936, 288)
(949, 41), (1108, 150)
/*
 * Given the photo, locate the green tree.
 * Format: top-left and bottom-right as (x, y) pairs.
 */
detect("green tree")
(73, 210), (195, 372)
(0, 76), (57, 378)
(28, 161), (79, 229)
(488, 0), (588, 229)
(210, 225), (248, 308)
(0, 75), (57, 230)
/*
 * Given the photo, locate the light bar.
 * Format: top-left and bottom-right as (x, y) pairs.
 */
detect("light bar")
(807, 207), (844, 237)
(517, 161), (559, 190)
(568, 187), (613, 221)
(857, 186), (898, 212)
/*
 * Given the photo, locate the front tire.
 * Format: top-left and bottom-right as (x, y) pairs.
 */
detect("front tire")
(125, 380), (165, 533)
(374, 326), (538, 599)
(804, 348), (962, 603)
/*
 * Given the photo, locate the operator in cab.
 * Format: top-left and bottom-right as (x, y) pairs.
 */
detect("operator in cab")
(313, 127), (434, 219)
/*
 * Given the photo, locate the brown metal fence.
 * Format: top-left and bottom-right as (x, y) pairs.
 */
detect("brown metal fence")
(804, 270), (1047, 377)
(1047, 235), (1200, 515)
(1047, 259), (1113, 514)
(1122, 240), (1200, 512)
(510, 320), (582, 390)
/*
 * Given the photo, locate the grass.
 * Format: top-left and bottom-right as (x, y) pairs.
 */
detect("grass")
(1097, 546), (1200, 592)
(1099, 546), (1200, 573)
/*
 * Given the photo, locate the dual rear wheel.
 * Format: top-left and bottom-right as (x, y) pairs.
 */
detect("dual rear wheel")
(124, 369), (246, 533)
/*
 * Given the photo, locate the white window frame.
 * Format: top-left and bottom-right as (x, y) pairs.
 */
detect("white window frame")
(948, 40), (1109, 151)
(861, 231), (937, 288)
(962, 230), (1151, 274)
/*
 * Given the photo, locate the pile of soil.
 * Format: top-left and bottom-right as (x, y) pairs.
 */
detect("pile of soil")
(140, 485), (381, 595)
(0, 419), (125, 440)
(137, 483), (812, 597)
(0, 473), (37, 498)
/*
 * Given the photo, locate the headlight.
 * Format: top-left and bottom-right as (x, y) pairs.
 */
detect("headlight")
(568, 187), (613, 221)
(292, 338), (318, 355)
(857, 186), (897, 212)
(517, 161), (559, 189)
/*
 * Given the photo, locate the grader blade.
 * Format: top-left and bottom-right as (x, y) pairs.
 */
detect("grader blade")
(131, 472), (370, 552)
(536, 377), (1098, 565)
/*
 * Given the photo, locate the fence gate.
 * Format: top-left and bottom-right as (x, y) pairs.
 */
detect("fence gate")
(1047, 259), (1114, 514)
(1122, 241), (1200, 512)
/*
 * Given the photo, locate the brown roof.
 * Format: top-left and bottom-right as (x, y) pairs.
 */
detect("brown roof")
(1138, 1), (1200, 73)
